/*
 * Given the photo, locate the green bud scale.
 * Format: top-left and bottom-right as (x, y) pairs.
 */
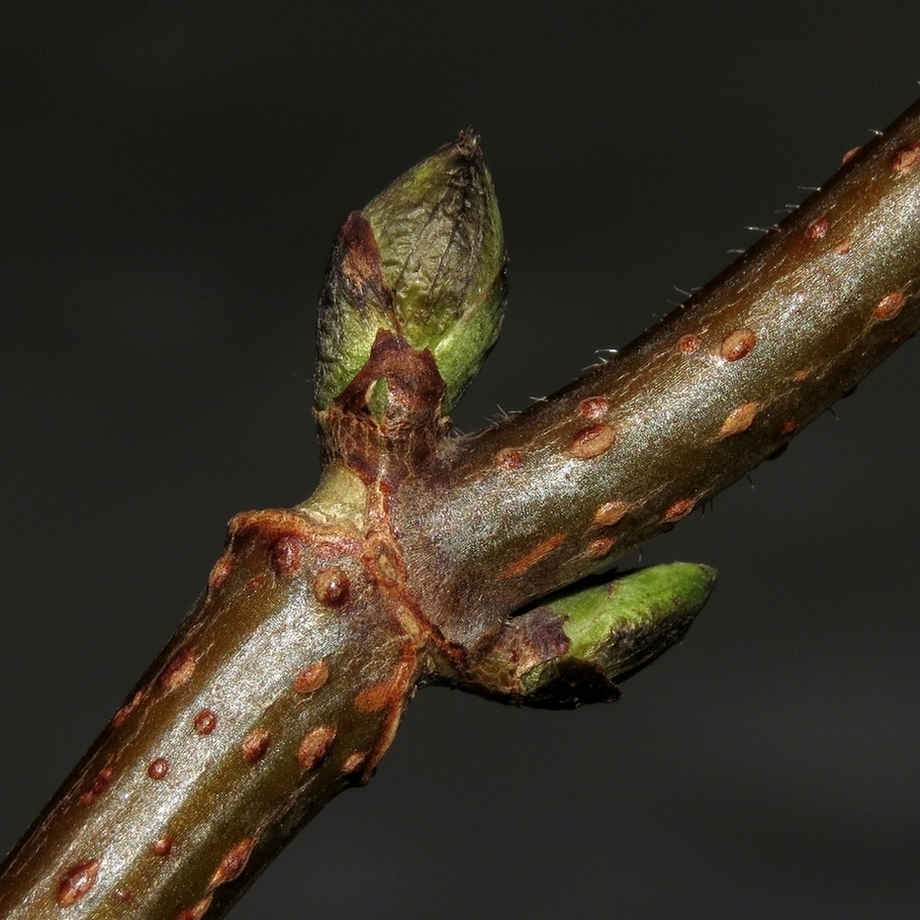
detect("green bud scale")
(315, 131), (506, 414)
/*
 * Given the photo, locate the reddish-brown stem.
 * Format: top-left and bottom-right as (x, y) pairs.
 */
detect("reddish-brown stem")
(4, 99), (920, 920)
(393, 99), (920, 654)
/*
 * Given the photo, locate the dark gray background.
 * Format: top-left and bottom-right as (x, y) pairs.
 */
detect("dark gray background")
(3, 3), (920, 918)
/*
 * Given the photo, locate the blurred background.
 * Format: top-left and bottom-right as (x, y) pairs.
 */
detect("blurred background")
(3, 3), (920, 918)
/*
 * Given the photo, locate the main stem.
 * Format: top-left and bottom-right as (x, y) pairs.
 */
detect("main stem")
(3, 101), (920, 920)
(394, 101), (920, 653)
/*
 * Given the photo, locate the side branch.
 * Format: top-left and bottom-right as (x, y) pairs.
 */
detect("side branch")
(5, 108), (920, 920)
(396, 100), (920, 649)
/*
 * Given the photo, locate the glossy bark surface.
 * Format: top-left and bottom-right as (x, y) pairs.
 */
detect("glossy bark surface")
(0, 509), (417, 919)
(396, 100), (920, 642)
(4, 95), (920, 920)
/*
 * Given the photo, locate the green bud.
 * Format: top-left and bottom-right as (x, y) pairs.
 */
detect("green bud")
(521, 563), (716, 701)
(315, 132), (506, 412)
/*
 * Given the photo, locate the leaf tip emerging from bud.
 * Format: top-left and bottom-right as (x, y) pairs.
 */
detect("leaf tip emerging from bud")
(315, 131), (506, 413)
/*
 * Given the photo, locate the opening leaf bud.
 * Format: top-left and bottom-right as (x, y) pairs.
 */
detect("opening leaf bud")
(315, 132), (506, 413)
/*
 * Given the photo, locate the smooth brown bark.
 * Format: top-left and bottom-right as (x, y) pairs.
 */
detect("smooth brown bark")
(395, 100), (920, 653)
(3, 98), (920, 919)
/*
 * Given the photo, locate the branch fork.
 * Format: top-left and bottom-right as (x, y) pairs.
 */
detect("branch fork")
(5, 102), (920, 918)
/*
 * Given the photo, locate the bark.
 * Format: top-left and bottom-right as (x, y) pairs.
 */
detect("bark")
(2, 97), (920, 920)
(396, 100), (920, 651)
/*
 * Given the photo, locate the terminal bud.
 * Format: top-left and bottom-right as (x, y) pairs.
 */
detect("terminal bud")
(315, 132), (506, 414)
